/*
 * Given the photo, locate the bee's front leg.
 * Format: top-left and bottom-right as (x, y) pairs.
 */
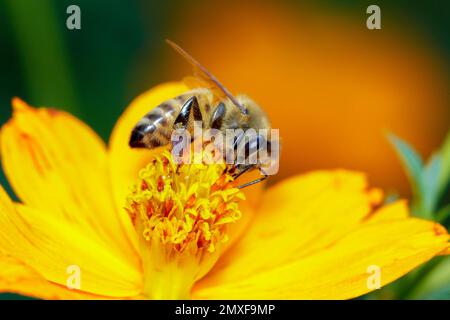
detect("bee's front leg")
(231, 133), (270, 189)
(237, 170), (268, 189)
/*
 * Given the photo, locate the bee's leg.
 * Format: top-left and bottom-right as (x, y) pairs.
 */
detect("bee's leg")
(210, 102), (226, 129)
(233, 133), (269, 189)
(231, 133), (264, 175)
(223, 130), (244, 175)
(233, 130), (245, 151)
(233, 163), (256, 179)
(232, 162), (268, 189)
(227, 132), (251, 176)
(173, 96), (202, 130)
(237, 169), (268, 189)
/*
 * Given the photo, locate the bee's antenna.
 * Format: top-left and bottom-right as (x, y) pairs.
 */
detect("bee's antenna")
(166, 39), (248, 115)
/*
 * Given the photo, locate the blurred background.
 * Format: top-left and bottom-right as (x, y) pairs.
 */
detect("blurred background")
(0, 0), (449, 299)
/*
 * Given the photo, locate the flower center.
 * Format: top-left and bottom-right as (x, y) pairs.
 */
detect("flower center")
(125, 150), (244, 299)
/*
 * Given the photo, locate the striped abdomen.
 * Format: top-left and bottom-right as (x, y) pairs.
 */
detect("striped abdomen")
(129, 99), (181, 149)
(129, 89), (212, 149)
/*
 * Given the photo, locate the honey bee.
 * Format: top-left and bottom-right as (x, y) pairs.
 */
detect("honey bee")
(129, 40), (275, 188)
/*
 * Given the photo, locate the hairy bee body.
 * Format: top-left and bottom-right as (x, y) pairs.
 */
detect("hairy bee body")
(129, 40), (276, 188)
(129, 88), (271, 149)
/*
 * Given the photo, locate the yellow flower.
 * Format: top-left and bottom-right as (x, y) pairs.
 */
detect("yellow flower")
(0, 82), (448, 299)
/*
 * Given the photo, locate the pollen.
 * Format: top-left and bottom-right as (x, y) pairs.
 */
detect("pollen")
(126, 150), (244, 253)
(125, 150), (245, 298)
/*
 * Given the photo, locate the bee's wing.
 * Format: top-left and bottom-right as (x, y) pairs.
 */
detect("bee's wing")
(182, 75), (222, 104)
(166, 40), (248, 115)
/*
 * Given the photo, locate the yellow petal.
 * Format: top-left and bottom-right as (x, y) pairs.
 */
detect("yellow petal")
(0, 255), (106, 299)
(1, 98), (138, 262)
(201, 170), (383, 285)
(193, 218), (449, 299)
(0, 183), (142, 297)
(108, 82), (189, 212)
(365, 200), (409, 223)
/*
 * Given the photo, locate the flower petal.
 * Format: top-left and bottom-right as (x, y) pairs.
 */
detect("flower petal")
(108, 82), (189, 212)
(0, 255), (106, 299)
(200, 170), (383, 284)
(365, 200), (409, 223)
(193, 218), (449, 299)
(0, 182), (142, 297)
(1, 98), (138, 262)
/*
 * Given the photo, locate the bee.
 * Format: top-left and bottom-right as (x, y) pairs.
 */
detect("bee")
(129, 40), (275, 188)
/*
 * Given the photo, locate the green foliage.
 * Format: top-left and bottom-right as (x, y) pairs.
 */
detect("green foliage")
(409, 256), (450, 299)
(386, 131), (450, 300)
(388, 132), (450, 222)
(422, 286), (450, 300)
(439, 131), (450, 200)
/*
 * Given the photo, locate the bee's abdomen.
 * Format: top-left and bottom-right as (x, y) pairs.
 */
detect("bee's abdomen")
(129, 100), (181, 149)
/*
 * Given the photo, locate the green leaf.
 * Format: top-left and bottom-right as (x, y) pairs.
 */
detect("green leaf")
(423, 152), (442, 214)
(438, 131), (450, 197)
(436, 203), (450, 223)
(387, 133), (428, 218)
(407, 256), (450, 299)
(422, 285), (450, 300)
(0, 293), (35, 300)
